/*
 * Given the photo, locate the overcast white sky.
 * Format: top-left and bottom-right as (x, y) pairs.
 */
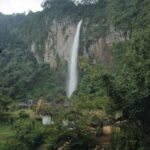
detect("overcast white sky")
(0, 0), (43, 14)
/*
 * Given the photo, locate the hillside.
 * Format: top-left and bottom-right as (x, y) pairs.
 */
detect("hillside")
(0, 0), (149, 101)
(0, 0), (150, 149)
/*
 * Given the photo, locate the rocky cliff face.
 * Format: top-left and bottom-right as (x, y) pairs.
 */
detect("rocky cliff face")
(43, 21), (77, 68)
(31, 20), (129, 68)
(31, 20), (76, 68)
(87, 25), (129, 65)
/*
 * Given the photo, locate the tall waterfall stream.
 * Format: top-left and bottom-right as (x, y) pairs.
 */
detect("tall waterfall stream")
(67, 20), (82, 98)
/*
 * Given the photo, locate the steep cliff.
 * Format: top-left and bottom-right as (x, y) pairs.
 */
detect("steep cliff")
(30, 20), (129, 68)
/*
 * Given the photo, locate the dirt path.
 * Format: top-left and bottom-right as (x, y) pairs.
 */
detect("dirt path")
(100, 125), (112, 150)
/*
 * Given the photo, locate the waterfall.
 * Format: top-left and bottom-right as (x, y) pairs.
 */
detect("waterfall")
(67, 20), (82, 98)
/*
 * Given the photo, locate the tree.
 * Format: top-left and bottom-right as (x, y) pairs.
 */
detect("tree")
(71, 57), (110, 110)
(42, 0), (75, 10)
(79, 0), (98, 5)
(0, 94), (10, 114)
(103, 27), (150, 130)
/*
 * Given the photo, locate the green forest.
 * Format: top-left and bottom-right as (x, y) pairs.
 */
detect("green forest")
(0, 0), (150, 149)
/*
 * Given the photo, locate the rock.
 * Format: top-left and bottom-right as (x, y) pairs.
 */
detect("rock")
(90, 119), (104, 128)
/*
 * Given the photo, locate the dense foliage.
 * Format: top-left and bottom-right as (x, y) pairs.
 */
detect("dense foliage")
(0, 0), (150, 149)
(0, 0), (150, 100)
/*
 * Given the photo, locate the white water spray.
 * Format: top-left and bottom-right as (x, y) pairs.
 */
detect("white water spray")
(67, 20), (82, 98)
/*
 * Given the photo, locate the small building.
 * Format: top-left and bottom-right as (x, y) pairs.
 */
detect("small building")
(18, 102), (28, 109)
(40, 111), (54, 125)
(28, 100), (35, 109)
(18, 99), (36, 109)
(42, 116), (53, 125)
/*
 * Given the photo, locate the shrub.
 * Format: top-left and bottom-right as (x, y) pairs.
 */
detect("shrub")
(19, 110), (29, 118)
